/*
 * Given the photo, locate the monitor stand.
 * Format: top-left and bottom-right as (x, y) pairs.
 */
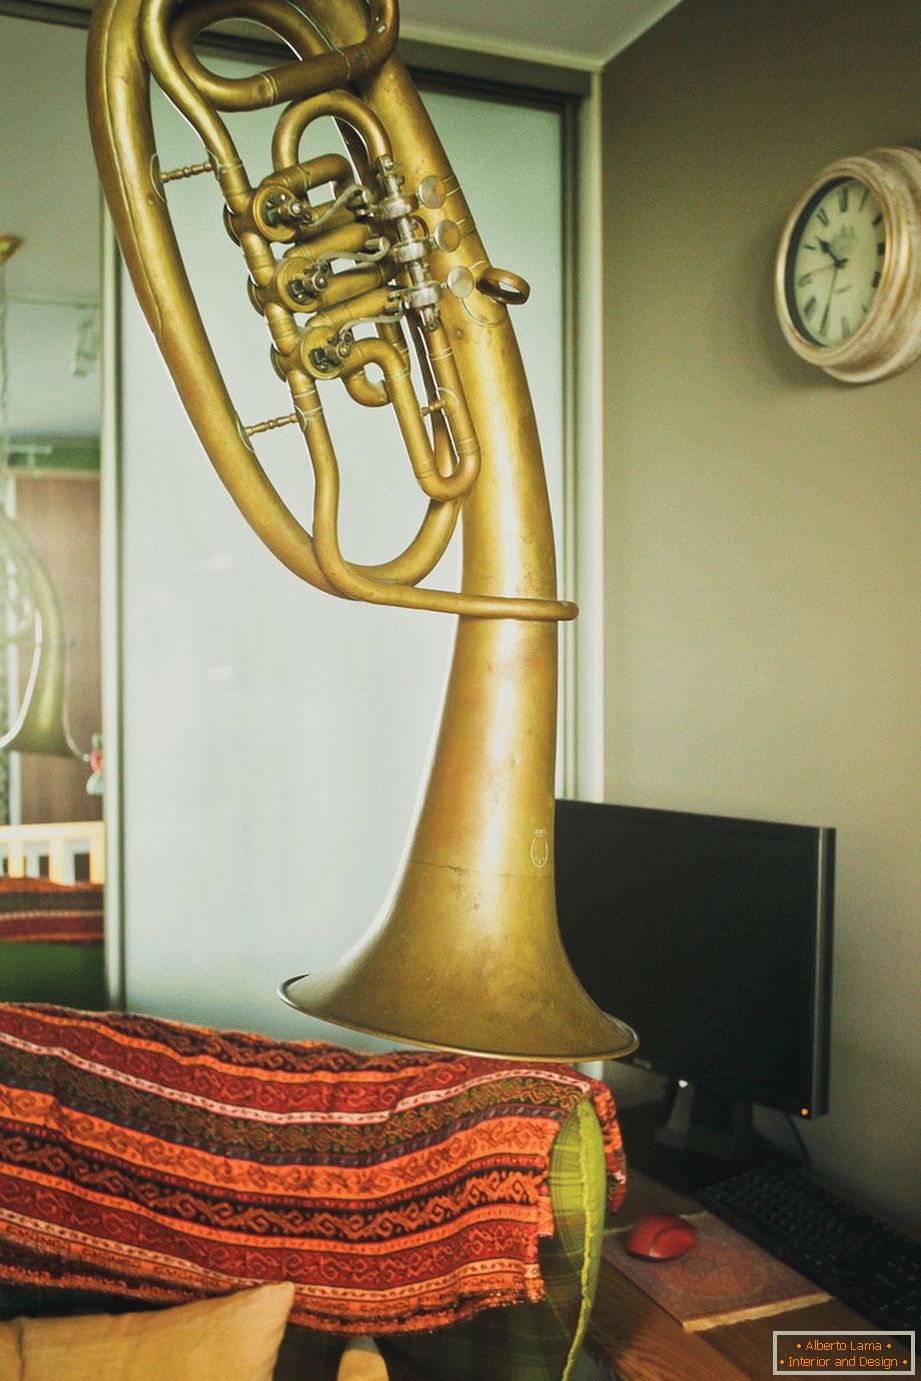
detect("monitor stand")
(616, 1083), (776, 1194)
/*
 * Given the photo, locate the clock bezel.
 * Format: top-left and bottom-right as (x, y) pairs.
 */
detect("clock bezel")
(775, 148), (921, 383)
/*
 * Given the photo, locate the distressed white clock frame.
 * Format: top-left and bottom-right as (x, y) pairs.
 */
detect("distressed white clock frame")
(775, 146), (921, 383)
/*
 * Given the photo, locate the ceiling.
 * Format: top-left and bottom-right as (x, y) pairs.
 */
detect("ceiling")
(19, 0), (685, 71)
(399, 0), (685, 70)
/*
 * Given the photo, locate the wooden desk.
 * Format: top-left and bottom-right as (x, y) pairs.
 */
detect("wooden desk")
(588, 1171), (911, 1381)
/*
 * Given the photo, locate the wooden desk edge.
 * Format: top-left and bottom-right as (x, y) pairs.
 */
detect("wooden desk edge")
(591, 1170), (913, 1381)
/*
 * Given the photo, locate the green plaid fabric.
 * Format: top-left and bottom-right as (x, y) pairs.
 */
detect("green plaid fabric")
(374, 1099), (607, 1381)
(0, 1098), (609, 1381)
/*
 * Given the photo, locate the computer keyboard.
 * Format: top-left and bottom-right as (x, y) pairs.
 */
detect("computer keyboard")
(697, 1159), (921, 1332)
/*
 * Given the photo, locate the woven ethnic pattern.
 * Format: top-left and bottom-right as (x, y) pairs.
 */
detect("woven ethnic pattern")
(0, 1005), (625, 1333)
(0, 880), (104, 944)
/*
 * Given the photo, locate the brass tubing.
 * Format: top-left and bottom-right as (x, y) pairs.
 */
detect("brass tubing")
(343, 370), (389, 406)
(89, 0), (339, 594)
(240, 229), (277, 288)
(341, 320), (410, 407)
(239, 230), (300, 352)
(300, 286), (397, 350)
(287, 369), (458, 587)
(89, 0), (641, 1061)
(282, 222), (373, 266)
(267, 155), (351, 196)
(380, 319), (410, 365)
(314, 266), (387, 310)
(89, 0), (577, 625)
(344, 336), (478, 503)
(420, 320), (479, 483)
(296, 373), (573, 619)
(273, 91), (391, 172)
(141, 0), (248, 200)
(264, 300), (300, 355)
(166, 0), (398, 112)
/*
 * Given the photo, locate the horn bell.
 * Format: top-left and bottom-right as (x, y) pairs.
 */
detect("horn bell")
(281, 618), (639, 1064)
(279, 876), (639, 1062)
(0, 511), (82, 760)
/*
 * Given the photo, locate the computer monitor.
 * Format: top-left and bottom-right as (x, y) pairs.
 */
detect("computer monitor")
(554, 799), (835, 1164)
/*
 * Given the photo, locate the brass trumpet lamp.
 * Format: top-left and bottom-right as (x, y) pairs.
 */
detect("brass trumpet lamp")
(87, 0), (638, 1062)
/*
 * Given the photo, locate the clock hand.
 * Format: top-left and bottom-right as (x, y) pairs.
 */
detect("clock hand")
(817, 237), (848, 269)
(798, 262), (839, 283)
(820, 264), (840, 335)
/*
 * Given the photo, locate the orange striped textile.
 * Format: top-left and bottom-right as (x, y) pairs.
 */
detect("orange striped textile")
(0, 880), (104, 945)
(0, 1004), (625, 1333)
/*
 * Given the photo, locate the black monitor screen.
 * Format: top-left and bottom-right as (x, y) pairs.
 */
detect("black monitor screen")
(555, 800), (834, 1117)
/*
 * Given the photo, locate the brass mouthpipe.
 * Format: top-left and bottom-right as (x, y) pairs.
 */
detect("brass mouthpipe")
(273, 91), (392, 172)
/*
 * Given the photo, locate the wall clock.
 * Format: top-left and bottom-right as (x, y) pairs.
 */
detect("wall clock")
(775, 147), (921, 383)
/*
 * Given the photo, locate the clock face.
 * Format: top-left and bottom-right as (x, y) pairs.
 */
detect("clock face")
(785, 178), (886, 347)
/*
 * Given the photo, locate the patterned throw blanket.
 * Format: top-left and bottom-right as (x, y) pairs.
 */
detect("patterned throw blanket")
(0, 1004), (625, 1333)
(0, 880), (104, 945)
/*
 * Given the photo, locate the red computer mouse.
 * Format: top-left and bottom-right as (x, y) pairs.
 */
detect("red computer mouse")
(625, 1213), (697, 1261)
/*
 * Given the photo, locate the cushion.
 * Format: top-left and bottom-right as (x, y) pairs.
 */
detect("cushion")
(0, 1319), (19, 1380)
(337, 1337), (389, 1380)
(14, 1282), (294, 1381)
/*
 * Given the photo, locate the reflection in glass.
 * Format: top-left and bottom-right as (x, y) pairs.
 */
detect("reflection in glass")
(0, 14), (105, 1007)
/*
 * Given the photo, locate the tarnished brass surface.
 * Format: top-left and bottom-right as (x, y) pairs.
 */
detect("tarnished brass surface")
(0, 511), (82, 759)
(87, 0), (638, 1059)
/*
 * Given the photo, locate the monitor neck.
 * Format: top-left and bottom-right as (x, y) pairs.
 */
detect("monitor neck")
(655, 1082), (754, 1163)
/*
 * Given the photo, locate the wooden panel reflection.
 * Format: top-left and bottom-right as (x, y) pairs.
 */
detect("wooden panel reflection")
(15, 473), (102, 825)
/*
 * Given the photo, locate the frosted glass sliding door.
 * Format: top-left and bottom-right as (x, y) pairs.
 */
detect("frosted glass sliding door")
(117, 68), (565, 1040)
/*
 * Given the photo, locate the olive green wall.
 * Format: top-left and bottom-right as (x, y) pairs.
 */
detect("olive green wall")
(600, 0), (921, 1226)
